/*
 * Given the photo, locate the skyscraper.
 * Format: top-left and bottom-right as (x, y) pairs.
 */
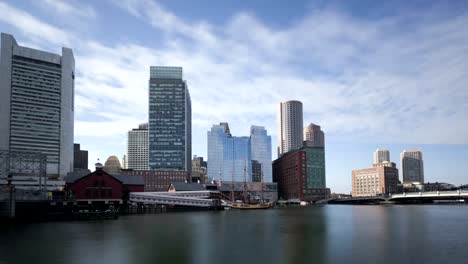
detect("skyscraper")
(207, 123), (272, 183)
(207, 123), (251, 182)
(127, 123), (148, 170)
(148, 66), (191, 173)
(304, 123), (325, 147)
(73, 144), (88, 170)
(191, 156), (207, 183)
(278, 100), (303, 157)
(400, 149), (424, 183)
(0, 33), (74, 178)
(250, 125), (272, 182)
(273, 146), (329, 201)
(373, 148), (390, 164)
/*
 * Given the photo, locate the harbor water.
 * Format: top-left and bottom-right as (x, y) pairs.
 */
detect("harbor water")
(1, 205), (467, 264)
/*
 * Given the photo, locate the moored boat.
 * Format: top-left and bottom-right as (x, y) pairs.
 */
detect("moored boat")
(230, 202), (272, 210)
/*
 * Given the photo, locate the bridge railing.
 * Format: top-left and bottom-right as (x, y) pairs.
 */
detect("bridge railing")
(129, 192), (220, 208)
(390, 190), (468, 199)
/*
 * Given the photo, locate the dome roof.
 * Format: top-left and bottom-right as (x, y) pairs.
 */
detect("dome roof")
(104, 156), (121, 168)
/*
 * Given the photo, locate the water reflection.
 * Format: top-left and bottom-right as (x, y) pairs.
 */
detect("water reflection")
(1, 205), (468, 264)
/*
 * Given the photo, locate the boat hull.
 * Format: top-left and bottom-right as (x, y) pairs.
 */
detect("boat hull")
(230, 204), (272, 210)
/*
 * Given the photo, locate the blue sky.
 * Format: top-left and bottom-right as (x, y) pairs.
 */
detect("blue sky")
(0, 0), (467, 193)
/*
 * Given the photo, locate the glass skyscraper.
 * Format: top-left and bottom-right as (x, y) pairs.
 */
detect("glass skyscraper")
(250, 126), (272, 182)
(303, 147), (326, 189)
(400, 149), (424, 183)
(148, 66), (191, 173)
(207, 123), (271, 183)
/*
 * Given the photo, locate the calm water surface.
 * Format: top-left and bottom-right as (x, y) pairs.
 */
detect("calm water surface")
(1, 205), (467, 264)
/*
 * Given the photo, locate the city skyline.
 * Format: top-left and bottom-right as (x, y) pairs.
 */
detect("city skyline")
(1, 0), (466, 192)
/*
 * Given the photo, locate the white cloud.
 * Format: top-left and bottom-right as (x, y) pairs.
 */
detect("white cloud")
(1, 1), (467, 177)
(111, 0), (468, 146)
(1, 0), (468, 193)
(37, 0), (96, 19)
(0, 1), (74, 47)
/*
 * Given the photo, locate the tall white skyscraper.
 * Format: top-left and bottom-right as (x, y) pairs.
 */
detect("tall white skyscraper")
(0, 33), (74, 178)
(277, 100), (303, 157)
(373, 148), (390, 164)
(400, 149), (424, 183)
(127, 123), (149, 170)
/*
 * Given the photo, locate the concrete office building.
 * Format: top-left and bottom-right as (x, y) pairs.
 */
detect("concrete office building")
(127, 123), (149, 170)
(0, 33), (74, 178)
(303, 123), (325, 148)
(400, 149), (424, 183)
(278, 100), (303, 157)
(373, 148), (390, 164)
(191, 156), (207, 183)
(148, 66), (191, 174)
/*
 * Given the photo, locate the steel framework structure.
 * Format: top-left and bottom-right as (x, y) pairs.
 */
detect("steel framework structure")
(0, 149), (47, 191)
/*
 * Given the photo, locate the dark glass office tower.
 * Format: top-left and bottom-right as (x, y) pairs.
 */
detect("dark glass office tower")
(148, 66), (191, 174)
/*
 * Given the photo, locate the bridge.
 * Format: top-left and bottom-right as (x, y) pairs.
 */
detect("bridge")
(326, 190), (468, 204)
(129, 191), (222, 208)
(390, 190), (468, 202)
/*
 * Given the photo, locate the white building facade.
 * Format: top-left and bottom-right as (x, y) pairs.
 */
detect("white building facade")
(277, 100), (303, 157)
(127, 123), (149, 170)
(373, 148), (390, 164)
(0, 33), (74, 178)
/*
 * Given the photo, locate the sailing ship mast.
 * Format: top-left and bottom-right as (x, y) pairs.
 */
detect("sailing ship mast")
(231, 169), (234, 202)
(243, 159), (248, 203)
(261, 163), (265, 204)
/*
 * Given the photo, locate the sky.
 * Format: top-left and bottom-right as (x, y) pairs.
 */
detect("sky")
(0, 0), (467, 193)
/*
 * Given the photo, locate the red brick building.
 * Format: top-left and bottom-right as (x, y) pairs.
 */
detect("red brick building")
(65, 165), (144, 203)
(273, 147), (330, 202)
(273, 151), (305, 200)
(119, 170), (188, 192)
